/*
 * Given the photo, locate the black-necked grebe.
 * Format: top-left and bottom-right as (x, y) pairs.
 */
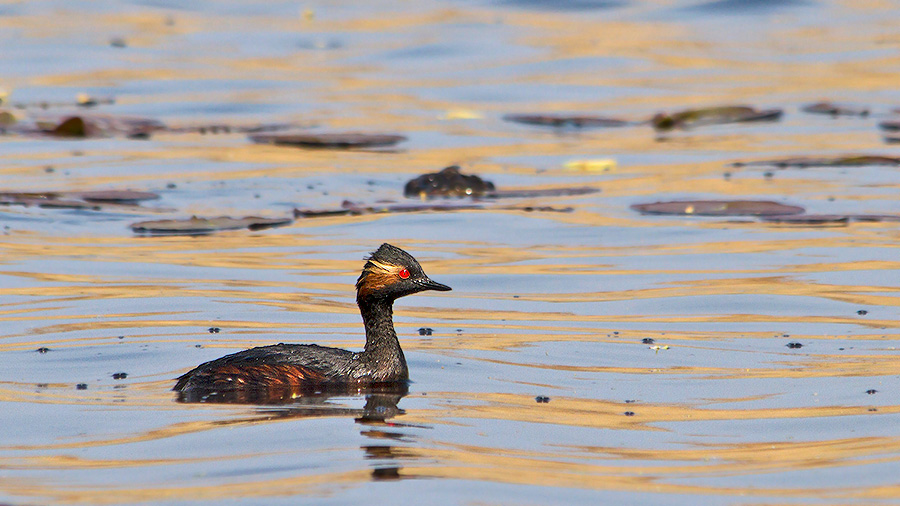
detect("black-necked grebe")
(174, 243), (451, 399)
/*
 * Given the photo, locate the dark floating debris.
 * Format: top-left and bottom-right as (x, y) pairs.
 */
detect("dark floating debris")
(879, 121), (900, 132)
(631, 200), (804, 217)
(404, 166), (598, 200)
(418, 327), (433, 336)
(857, 310), (868, 315)
(623, 411), (635, 416)
(762, 214), (900, 225)
(761, 214), (849, 225)
(801, 101), (869, 117)
(112, 372), (128, 380)
(36, 347), (50, 354)
(76, 190), (160, 204)
(535, 396), (550, 403)
(295, 200), (576, 218)
(249, 132), (407, 149)
(208, 327), (221, 333)
(130, 216), (293, 235)
(866, 389), (878, 395)
(36, 114), (166, 139)
(0, 190), (159, 210)
(405, 166), (496, 198)
(652, 105), (782, 131)
(76, 383), (88, 390)
(732, 155), (900, 168)
(167, 123), (295, 135)
(503, 113), (630, 128)
(786, 342), (803, 349)
(641, 338), (655, 344)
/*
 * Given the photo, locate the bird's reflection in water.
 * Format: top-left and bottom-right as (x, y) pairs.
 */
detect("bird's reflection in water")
(176, 381), (419, 482)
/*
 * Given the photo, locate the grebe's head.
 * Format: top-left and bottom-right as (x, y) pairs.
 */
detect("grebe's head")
(356, 243), (451, 303)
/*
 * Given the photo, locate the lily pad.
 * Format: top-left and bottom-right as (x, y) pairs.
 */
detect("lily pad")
(131, 216), (293, 235)
(37, 114), (166, 139)
(503, 114), (630, 128)
(0, 190), (158, 210)
(74, 190), (160, 203)
(489, 187), (598, 198)
(249, 132), (406, 149)
(652, 106), (782, 131)
(801, 102), (869, 117)
(848, 214), (900, 222)
(732, 156), (900, 168)
(762, 214), (850, 224)
(294, 200), (574, 218)
(631, 200), (804, 216)
(0, 194), (102, 210)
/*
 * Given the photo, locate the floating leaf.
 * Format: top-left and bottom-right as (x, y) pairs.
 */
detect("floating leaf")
(249, 132), (406, 149)
(848, 214), (900, 222)
(294, 201), (574, 218)
(631, 200), (804, 216)
(488, 187), (598, 198)
(732, 155), (900, 168)
(652, 106), (782, 131)
(503, 113), (630, 128)
(131, 216), (293, 235)
(404, 166), (496, 198)
(75, 190), (160, 203)
(38, 114), (166, 139)
(762, 214), (850, 224)
(801, 102), (869, 117)
(0, 190), (157, 210)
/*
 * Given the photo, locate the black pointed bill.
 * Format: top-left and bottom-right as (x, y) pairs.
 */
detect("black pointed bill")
(419, 278), (452, 292)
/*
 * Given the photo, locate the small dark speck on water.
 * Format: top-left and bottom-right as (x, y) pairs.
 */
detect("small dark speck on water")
(613, 331), (619, 335)
(118, 335), (125, 340)
(112, 372), (128, 380)
(723, 172), (731, 180)
(858, 310), (868, 315)
(208, 327), (220, 333)
(625, 399), (636, 403)
(36, 347), (50, 354)
(783, 334), (790, 337)
(869, 408), (879, 412)
(787, 342), (803, 349)
(866, 389), (878, 395)
(535, 396), (550, 403)
(642, 338), (655, 344)
(764, 171), (774, 179)
(513, 295), (519, 298)
(624, 411), (635, 416)
(76, 383), (88, 390)
(418, 327), (433, 336)
(44, 166), (54, 173)
(109, 37), (127, 48)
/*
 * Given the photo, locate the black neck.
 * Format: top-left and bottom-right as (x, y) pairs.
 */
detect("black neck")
(359, 296), (408, 380)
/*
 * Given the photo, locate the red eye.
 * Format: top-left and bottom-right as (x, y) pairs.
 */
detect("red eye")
(398, 268), (410, 279)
